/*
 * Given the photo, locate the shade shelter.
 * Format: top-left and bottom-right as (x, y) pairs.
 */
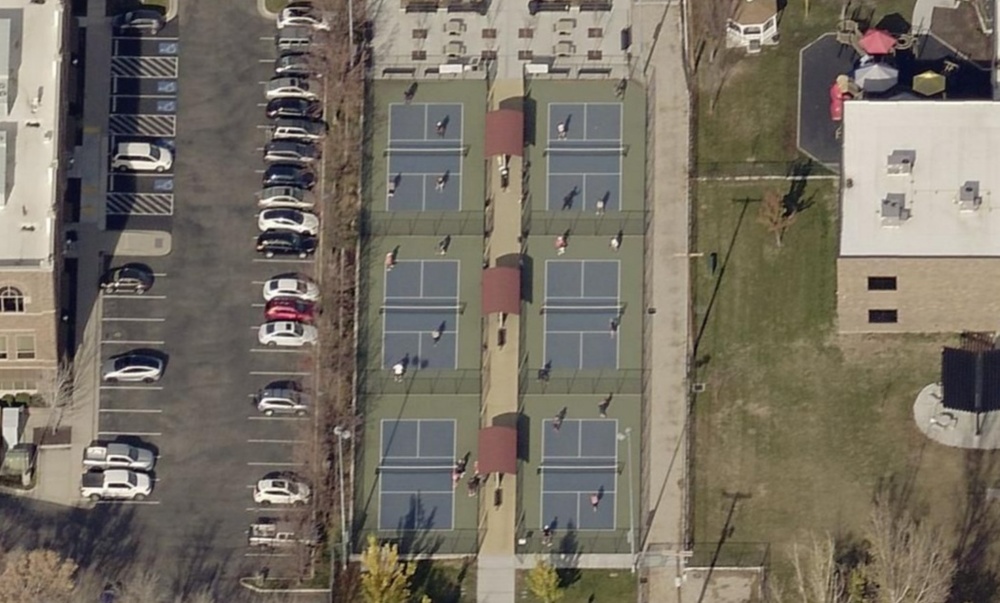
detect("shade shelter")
(859, 29), (896, 55)
(725, 0), (779, 53)
(941, 348), (1000, 436)
(855, 63), (899, 93)
(477, 426), (518, 475)
(912, 70), (946, 96)
(482, 266), (521, 316)
(484, 109), (524, 158)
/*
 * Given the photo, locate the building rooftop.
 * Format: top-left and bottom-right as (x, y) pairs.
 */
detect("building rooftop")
(0, 1), (63, 268)
(841, 100), (1000, 257)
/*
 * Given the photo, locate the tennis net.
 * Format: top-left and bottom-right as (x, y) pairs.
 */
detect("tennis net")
(537, 463), (622, 474)
(544, 145), (628, 156)
(384, 145), (470, 157)
(380, 302), (466, 315)
(539, 303), (625, 315)
(377, 465), (457, 474)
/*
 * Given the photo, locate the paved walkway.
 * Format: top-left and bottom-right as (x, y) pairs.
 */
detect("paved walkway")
(634, 2), (692, 601)
(912, 0), (958, 34)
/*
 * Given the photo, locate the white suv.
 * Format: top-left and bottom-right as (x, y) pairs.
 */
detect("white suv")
(253, 473), (311, 505)
(111, 142), (173, 172)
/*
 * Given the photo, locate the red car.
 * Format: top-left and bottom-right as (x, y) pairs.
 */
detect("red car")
(265, 298), (316, 323)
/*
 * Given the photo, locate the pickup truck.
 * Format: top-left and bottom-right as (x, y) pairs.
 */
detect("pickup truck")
(81, 469), (152, 501)
(248, 520), (314, 548)
(83, 443), (155, 471)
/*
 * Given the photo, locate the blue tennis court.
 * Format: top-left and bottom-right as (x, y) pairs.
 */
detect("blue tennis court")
(379, 419), (455, 530)
(543, 260), (621, 369)
(383, 260), (460, 370)
(546, 102), (623, 212)
(540, 419), (618, 531)
(386, 103), (465, 211)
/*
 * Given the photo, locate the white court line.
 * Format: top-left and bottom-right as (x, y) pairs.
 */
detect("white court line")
(249, 370), (310, 376)
(99, 409), (163, 414)
(101, 317), (166, 322)
(101, 340), (165, 345)
(247, 461), (305, 467)
(103, 294), (167, 300)
(100, 385), (164, 391)
(247, 439), (306, 444)
(98, 431), (162, 437)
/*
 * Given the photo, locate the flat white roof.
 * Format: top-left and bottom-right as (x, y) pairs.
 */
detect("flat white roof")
(0, 1), (63, 268)
(841, 100), (1000, 257)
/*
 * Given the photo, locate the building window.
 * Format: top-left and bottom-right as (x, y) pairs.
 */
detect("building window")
(868, 309), (898, 324)
(0, 335), (6, 360)
(867, 276), (897, 291)
(0, 287), (24, 313)
(14, 335), (34, 360)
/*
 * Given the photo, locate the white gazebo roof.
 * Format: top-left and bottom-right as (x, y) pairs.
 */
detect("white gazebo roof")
(732, 0), (778, 26)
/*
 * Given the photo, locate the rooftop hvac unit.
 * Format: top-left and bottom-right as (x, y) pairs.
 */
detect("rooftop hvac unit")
(881, 192), (911, 226)
(886, 149), (915, 174)
(958, 180), (982, 211)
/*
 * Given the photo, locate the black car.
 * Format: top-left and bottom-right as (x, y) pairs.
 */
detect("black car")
(256, 230), (317, 259)
(263, 164), (316, 189)
(100, 264), (154, 294)
(265, 98), (322, 120)
(263, 140), (319, 164)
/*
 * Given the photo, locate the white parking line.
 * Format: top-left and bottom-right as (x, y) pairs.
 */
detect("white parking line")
(101, 340), (166, 345)
(250, 303), (265, 308)
(99, 408), (162, 414)
(247, 461), (305, 467)
(101, 317), (166, 322)
(247, 439), (305, 444)
(249, 370), (310, 376)
(98, 431), (162, 437)
(99, 385), (164, 391)
(248, 416), (310, 421)
(250, 348), (310, 354)
(251, 280), (266, 285)
(103, 294), (167, 300)
(152, 272), (168, 277)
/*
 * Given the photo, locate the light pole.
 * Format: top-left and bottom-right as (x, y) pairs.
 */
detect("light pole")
(617, 428), (635, 573)
(333, 425), (352, 571)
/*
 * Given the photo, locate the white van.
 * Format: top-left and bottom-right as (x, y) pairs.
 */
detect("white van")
(111, 142), (173, 173)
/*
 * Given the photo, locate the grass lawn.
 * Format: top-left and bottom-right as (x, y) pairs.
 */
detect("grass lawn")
(411, 559), (477, 603)
(265, 0), (288, 14)
(516, 568), (636, 603)
(695, 0), (915, 167)
(689, 179), (1000, 594)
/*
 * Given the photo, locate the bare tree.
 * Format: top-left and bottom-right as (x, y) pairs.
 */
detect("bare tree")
(757, 190), (798, 248)
(866, 491), (955, 603)
(790, 533), (848, 603)
(39, 358), (75, 434)
(0, 548), (77, 603)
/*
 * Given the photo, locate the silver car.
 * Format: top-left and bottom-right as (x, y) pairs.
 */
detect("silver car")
(258, 186), (316, 210)
(264, 140), (319, 164)
(271, 118), (326, 141)
(255, 386), (310, 416)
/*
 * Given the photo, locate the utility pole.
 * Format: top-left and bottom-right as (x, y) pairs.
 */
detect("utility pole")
(334, 425), (352, 571)
(617, 428), (636, 572)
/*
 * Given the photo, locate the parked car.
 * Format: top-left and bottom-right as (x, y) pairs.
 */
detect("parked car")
(262, 164), (316, 190)
(81, 469), (152, 501)
(253, 472), (311, 505)
(265, 298), (315, 322)
(111, 142), (173, 172)
(265, 77), (318, 101)
(266, 98), (322, 120)
(262, 276), (320, 302)
(257, 321), (318, 347)
(249, 519), (315, 547)
(100, 264), (154, 294)
(275, 26), (313, 52)
(274, 52), (317, 77)
(258, 185), (316, 210)
(255, 386), (310, 416)
(277, 3), (330, 30)
(256, 230), (317, 258)
(271, 118), (326, 141)
(101, 353), (164, 383)
(257, 208), (319, 235)
(113, 10), (164, 34)
(83, 443), (156, 471)
(263, 140), (319, 165)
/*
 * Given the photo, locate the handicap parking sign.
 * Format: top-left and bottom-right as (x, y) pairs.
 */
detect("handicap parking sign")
(156, 100), (177, 113)
(156, 80), (177, 94)
(153, 179), (174, 192)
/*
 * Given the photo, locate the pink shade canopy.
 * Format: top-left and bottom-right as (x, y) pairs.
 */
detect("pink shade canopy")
(859, 29), (896, 55)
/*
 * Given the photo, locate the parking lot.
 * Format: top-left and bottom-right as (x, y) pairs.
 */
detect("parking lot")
(89, 2), (326, 578)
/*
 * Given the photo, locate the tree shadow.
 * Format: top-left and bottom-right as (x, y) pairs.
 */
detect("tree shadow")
(948, 451), (1000, 603)
(394, 494), (443, 556)
(782, 160), (817, 215)
(554, 520), (581, 588)
(411, 555), (473, 603)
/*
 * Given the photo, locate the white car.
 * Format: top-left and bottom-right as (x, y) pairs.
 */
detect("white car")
(111, 142), (173, 172)
(263, 276), (320, 302)
(256, 386), (310, 416)
(277, 3), (330, 30)
(265, 77), (318, 101)
(258, 186), (316, 210)
(81, 469), (153, 501)
(253, 473), (312, 505)
(258, 321), (318, 347)
(101, 353), (164, 383)
(258, 208), (319, 235)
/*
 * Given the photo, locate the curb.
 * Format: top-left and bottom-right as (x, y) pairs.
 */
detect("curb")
(163, 0), (178, 21)
(257, 0), (280, 20)
(238, 577), (329, 594)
